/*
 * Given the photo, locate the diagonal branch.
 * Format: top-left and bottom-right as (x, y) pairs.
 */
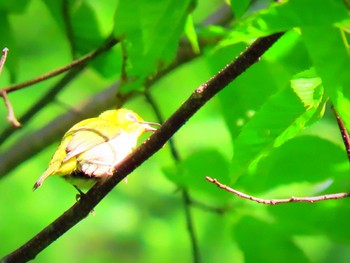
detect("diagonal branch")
(0, 37), (197, 179)
(0, 47), (9, 74)
(0, 3), (232, 179)
(205, 176), (350, 204)
(1, 32), (284, 263)
(0, 37), (119, 94)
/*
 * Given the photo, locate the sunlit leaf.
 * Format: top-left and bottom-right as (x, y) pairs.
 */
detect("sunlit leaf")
(114, 0), (191, 83)
(233, 216), (310, 263)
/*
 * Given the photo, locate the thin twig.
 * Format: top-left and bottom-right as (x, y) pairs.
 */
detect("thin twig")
(0, 48), (21, 127)
(0, 47), (9, 75)
(0, 65), (85, 144)
(0, 37), (119, 94)
(0, 90), (21, 127)
(0, 38), (119, 139)
(145, 90), (201, 263)
(1, 33), (284, 262)
(144, 90), (180, 160)
(0, 37), (199, 178)
(331, 105), (350, 161)
(0, 36), (118, 139)
(190, 199), (227, 214)
(205, 176), (350, 204)
(181, 190), (201, 263)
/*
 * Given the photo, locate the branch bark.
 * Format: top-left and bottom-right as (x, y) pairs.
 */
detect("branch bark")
(0, 37), (119, 94)
(1, 32), (284, 263)
(206, 176), (350, 204)
(332, 105), (350, 161)
(0, 48), (21, 127)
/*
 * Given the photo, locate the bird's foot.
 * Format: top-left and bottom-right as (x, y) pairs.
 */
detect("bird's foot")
(74, 185), (95, 216)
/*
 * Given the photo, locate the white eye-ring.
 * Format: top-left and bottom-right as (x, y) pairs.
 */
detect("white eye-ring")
(126, 113), (137, 122)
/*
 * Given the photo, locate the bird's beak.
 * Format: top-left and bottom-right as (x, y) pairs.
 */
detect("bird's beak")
(140, 121), (161, 132)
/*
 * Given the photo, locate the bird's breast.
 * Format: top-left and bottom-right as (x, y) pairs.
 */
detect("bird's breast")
(77, 133), (138, 178)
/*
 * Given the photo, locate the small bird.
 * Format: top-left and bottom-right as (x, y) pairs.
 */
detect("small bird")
(33, 108), (159, 192)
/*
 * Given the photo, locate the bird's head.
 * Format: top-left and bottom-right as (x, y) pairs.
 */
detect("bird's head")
(99, 108), (160, 134)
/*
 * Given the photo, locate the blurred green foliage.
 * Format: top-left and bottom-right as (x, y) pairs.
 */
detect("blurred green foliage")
(0, 0), (349, 262)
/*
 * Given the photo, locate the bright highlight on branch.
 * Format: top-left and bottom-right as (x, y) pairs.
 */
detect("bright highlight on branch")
(205, 176), (350, 205)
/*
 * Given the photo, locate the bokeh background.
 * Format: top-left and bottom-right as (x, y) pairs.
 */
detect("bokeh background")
(1, 0), (349, 262)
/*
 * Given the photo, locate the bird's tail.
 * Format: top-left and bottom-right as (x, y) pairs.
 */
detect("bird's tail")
(33, 170), (51, 191)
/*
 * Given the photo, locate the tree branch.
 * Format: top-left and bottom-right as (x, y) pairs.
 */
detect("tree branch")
(0, 48), (21, 127)
(0, 65), (86, 145)
(0, 83), (122, 179)
(1, 32), (284, 263)
(205, 176), (350, 204)
(0, 41), (195, 178)
(0, 37), (119, 94)
(0, 3), (232, 178)
(331, 105), (350, 161)
(0, 47), (9, 74)
(0, 90), (21, 128)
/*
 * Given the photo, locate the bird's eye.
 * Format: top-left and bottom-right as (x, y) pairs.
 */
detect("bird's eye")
(126, 113), (137, 122)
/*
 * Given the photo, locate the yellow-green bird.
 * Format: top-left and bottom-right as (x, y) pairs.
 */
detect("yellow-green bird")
(33, 108), (159, 192)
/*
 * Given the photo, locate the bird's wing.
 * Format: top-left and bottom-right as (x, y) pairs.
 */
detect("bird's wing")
(63, 118), (122, 162)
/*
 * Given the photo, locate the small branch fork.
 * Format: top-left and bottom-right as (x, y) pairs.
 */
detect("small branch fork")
(205, 176), (350, 205)
(0, 38), (119, 129)
(1, 37), (119, 94)
(0, 90), (21, 127)
(0, 48), (21, 127)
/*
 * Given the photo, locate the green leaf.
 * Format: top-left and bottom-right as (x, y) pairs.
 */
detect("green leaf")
(114, 0), (190, 81)
(0, 0), (30, 13)
(237, 136), (348, 193)
(0, 12), (18, 83)
(42, 0), (120, 78)
(274, 69), (326, 147)
(300, 26), (350, 130)
(290, 68), (322, 109)
(218, 30), (312, 140)
(230, 74), (324, 177)
(232, 0), (348, 37)
(184, 14), (200, 54)
(268, 200), (350, 243)
(230, 0), (251, 18)
(234, 216), (310, 263)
